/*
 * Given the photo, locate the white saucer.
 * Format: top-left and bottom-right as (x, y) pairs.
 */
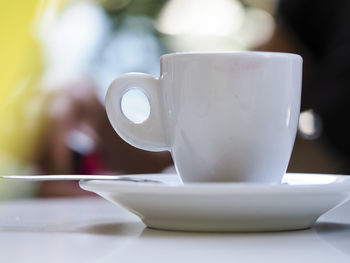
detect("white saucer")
(79, 173), (350, 232)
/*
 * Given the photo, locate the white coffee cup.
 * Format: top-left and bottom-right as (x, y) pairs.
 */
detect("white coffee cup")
(106, 52), (302, 183)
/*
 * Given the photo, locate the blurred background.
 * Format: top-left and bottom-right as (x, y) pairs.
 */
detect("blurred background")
(0, 0), (349, 199)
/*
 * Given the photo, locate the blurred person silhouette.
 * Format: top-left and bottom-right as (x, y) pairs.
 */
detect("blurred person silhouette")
(260, 0), (350, 174)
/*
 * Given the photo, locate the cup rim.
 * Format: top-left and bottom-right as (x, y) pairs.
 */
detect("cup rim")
(160, 51), (302, 61)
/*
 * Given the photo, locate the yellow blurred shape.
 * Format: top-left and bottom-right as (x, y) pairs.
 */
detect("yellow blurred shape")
(0, 0), (45, 167)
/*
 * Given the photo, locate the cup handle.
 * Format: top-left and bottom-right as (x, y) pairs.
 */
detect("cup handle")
(105, 73), (169, 152)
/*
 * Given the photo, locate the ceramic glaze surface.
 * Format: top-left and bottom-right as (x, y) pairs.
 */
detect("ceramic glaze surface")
(106, 52), (302, 183)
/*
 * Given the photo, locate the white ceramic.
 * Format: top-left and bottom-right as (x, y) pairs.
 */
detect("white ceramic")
(79, 173), (350, 232)
(106, 52), (302, 183)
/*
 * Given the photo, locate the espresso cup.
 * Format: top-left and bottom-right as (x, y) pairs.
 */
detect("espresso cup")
(106, 52), (302, 183)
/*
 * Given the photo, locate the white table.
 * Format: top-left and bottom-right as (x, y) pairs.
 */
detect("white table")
(0, 197), (350, 263)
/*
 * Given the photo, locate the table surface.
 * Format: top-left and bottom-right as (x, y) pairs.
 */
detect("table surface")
(1, 196), (350, 263)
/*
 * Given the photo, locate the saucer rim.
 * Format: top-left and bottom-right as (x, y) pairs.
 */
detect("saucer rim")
(79, 173), (350, 196)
